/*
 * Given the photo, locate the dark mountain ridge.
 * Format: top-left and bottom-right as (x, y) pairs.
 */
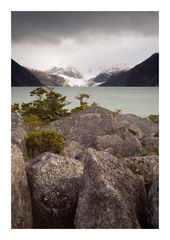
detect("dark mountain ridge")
(11, 59), (42, 86)
(101, 53), (159, 86)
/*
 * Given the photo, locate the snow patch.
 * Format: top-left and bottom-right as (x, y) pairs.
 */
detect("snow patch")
(58, 74), (89, 87)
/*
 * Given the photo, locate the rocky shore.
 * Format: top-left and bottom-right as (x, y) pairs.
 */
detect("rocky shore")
(11, 105), (159, 228)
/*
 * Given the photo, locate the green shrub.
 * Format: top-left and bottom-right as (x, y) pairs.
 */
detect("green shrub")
(23, 114), (45, 132)
(26, 129), (64, 158)
(71, 103), (90, 113)
(148, 114), (159, 123)
(142, 146), (159, 156)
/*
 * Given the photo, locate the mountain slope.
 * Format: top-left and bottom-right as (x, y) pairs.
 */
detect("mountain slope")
(30, 69), (65, 86)
(94, 64), (129, 83)
(47, 65), (83, 79)
(11, 59), (42, 86)
(101, 53), (159, 86)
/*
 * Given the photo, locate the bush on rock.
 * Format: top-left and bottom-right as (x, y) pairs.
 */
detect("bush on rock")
(26, 129), (64, 158)
(148, 114), (159, 123)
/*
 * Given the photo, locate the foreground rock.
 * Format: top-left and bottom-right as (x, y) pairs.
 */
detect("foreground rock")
(11, 113), (32, 228)
(147, 178), (159, 228)
(26, 152), (84, 228)
(121, 155), (159, 192)
(11, 112), (27, 152)
(74, 148), (147, 228)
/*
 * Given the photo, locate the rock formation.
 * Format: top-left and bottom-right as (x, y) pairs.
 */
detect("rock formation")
(11, 106), (159, 228)
(74, 148), (147, 228)
(95, 128), (143, 158)
(121, 155), (159, 192)
(147, 178), (159, 228)
(43, 105), (158, 149)
(26, 152), (84, 228)
(11, 113), (32, 228)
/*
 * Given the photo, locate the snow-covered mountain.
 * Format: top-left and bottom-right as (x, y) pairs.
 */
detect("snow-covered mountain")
(30, 62), (130, 87)
(101, 63), (129, 74)
(46, 64), (91, 86)
(93, 63), (129, 84)
(47, 64), (83, 79)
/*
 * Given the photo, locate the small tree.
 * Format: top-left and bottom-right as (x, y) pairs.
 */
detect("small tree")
(30, 87), (47, 100)
(71, 93), (90, 113)
(44, 91), (69, 120)
(75, 93), (90, 105)
(11, 87), (70, 130)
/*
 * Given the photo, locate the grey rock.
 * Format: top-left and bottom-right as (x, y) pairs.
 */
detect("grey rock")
(74, 148), (147, 228)
(26, 152), (84, 228)
(121, 155), (159, 192)
(62, 140), (85, 159)
(147, 178), (159, 228)
(11, 113), (32, 228)
(118, 114), (159, 138)
(43, 106), (120, 147)
(95, 128), (143, 158)
(11, 112), (26, 151)
(141, 135), (159, 155)
(43, 106), (158, 151)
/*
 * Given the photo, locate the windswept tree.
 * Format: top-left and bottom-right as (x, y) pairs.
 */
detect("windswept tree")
(30, 87), (48, 100)
(11, 87), (70, 130)
(71, 93), (90, 113)
(75, 93), (90, 105)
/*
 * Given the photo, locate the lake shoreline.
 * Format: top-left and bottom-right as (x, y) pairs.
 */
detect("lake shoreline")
(12, 86), (159, 117)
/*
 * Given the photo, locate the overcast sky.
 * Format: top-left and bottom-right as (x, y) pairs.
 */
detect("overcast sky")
(11, 11), (159, 74)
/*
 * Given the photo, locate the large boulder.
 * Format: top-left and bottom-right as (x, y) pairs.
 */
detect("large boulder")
(43, 106), (158, 151)
(147, 178), (159, 228)
(121, 155), (159, 192)
(43, 106), (118, 147)
(118, 114), (159, 138)
(11, 113), (32, 228)
(26, 152), (84, 228)
(95, 128), (144, 158)
(74, 148), (147, 228)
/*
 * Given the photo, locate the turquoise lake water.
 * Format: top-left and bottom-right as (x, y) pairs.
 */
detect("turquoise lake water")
(11, 87), (159, 117)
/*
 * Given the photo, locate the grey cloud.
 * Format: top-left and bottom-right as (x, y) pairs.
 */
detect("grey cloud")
(11, 11), (158, 44)
(11, 11), (159, 73)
